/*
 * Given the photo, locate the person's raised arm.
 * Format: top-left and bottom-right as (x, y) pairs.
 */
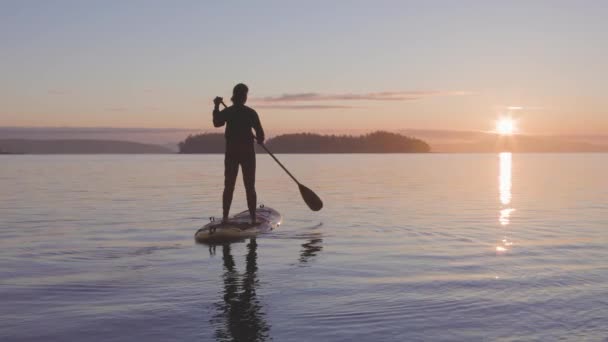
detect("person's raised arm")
(252, 110), (265, 144)
(212, 96), (226, 127)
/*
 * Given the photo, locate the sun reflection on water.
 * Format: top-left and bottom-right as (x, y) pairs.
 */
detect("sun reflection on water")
(497, 152), (515, 254)
(499, 152), (512, 206)
(499, 208), (515, 226)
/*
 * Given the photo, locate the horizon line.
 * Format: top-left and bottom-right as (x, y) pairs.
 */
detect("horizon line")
(2, 125), (608, 138)
(1, 125), (607, 137)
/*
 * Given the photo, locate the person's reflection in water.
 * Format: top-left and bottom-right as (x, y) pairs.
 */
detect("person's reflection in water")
(212, 239), (269, 342)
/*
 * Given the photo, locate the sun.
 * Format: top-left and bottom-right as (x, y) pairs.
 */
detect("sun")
(496, 118), (516, 135)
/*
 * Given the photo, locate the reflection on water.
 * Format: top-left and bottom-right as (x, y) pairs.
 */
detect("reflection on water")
(299, 234), (323, 265)
(499, 152), (513, 206)
(210, 231), (324, 341)
(497, 152), (515, 253)
(499, 208), (515, 226)
(3, 155), (607, 341)
(212, 240), (270, 342)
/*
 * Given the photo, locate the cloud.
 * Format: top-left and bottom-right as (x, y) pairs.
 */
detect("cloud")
(497, 105), (545, 112)
(254, 104), (357, 110)
(253, 90), (471, 103)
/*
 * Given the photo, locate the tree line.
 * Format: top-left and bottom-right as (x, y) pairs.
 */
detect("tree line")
(178, 131), (430, 153)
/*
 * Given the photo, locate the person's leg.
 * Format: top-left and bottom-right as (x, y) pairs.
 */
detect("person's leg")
(241, 147), (257, 223)
(223, 150), (239, 221)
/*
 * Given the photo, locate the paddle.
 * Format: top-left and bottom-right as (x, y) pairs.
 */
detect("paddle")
(220, 101), (323, 211)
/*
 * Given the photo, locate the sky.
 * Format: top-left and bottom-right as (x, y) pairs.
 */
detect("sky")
(1, 0), (607, 135)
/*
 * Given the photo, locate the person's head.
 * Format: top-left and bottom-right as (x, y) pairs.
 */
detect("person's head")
(231, 83), (248, 105)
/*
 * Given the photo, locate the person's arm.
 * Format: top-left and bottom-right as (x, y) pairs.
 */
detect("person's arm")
(212, 97), (226, 127)
(252, 110), (265, 144)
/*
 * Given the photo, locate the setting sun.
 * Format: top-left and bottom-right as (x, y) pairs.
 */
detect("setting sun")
(496, 118), (517, 135)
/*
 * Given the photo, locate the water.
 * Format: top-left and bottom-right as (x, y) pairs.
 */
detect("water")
(1, 154), (607, 341)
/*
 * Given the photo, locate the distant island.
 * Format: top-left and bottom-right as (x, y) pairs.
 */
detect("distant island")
(178, 131), (431, 153)
(0, 139), (172, 154)
(3, 127), (607, 154)
(178, 133), (225, 153)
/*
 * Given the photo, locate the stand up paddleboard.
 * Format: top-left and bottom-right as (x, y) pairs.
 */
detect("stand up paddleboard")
(195, 206), (281, 244)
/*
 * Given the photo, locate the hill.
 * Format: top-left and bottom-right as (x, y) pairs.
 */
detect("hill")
(178, 133), (225, 153)
(178, 131), (430, 153)
(266, 131), (430, 153)
(0, 139), (172, 154)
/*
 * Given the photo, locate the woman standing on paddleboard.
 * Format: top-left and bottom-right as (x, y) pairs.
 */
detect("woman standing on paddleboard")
(213, 83), (265, 224)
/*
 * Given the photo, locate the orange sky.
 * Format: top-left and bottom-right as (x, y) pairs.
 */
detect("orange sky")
(1, 2), (607, 135)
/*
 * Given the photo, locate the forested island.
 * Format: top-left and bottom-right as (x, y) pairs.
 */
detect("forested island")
(178, 133), (225, 153)
(178, 131), (430, 153)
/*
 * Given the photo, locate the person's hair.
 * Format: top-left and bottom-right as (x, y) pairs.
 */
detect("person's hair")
(231, 83), (249, 104)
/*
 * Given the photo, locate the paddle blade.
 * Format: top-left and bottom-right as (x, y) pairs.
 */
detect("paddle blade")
(298, 183), (323, 211)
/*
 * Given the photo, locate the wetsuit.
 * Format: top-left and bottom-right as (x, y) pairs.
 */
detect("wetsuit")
(213, 104), (265, 220)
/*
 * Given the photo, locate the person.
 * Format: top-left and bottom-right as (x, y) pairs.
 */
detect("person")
(213, 83), (265, 224)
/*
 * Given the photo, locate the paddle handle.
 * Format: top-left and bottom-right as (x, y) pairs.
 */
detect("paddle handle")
(219, 101), (301, 185)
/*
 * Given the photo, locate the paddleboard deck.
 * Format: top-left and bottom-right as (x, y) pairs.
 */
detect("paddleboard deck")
(195, 206), (281, 244)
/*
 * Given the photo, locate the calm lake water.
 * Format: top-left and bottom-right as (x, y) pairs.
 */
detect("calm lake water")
(1, 154), (607, 341)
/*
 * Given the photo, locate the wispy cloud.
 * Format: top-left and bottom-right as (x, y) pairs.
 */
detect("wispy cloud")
(253, 90), (471, 103)
(497, 105), (546, 112)
(254, 104), (357, 110)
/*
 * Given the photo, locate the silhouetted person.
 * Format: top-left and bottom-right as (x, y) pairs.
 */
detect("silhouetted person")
(213, 83), (265, 224)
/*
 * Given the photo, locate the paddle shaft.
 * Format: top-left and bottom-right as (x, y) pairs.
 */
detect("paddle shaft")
(258, 143), (300, 184)
(219, 101), (301, 185)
